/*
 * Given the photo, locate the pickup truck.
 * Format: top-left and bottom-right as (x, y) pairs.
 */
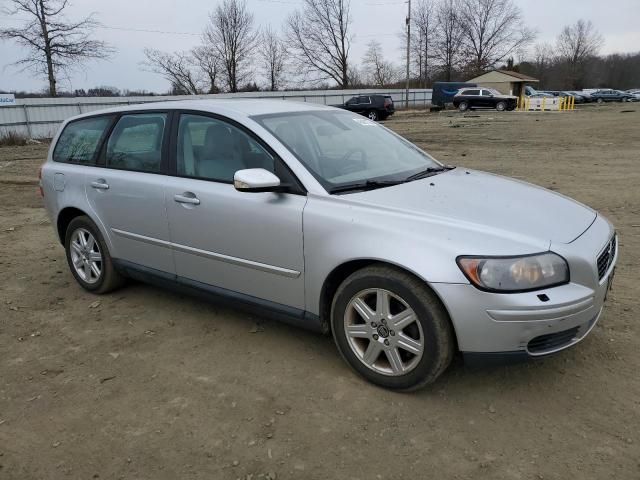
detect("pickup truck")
(333, 95), (395, 121)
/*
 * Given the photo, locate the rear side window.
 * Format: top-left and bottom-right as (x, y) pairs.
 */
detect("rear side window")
(106, 113), (167, 173)
(462, 89), (480, 96)
(53, 116), (112, 164)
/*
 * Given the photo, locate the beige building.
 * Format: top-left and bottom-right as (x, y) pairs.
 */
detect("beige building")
(466, 70), (539, 98)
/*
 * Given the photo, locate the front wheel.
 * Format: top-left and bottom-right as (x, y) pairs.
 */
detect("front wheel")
(496, 101), (507, 111)
(597, 98), (604, 104)
(331, 265), (455, 391)
(64, 215), (124, 294)
(367, 110), (379, 121)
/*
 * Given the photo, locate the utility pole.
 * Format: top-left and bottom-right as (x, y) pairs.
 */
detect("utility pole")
(405, 0), (411, 109)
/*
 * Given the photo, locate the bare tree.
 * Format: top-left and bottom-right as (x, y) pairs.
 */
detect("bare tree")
(458, 0), (534, 76)
(259, 26), (287, 91)
(203, 0), (258, 93)
(411, 0), (436, 87)
(433, 0), (464, 81)
(191, 46), (220, 94)
(363, 40), (397, 87)
(286, 0), (352, 88)
(556, 19), (604, 89)
(0, 0), (112, 96)
(143, 49), (202, 95)
(530, 42), (554, 86)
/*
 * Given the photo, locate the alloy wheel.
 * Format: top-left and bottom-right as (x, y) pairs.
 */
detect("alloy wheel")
(69, 228), (102, 284)
(343, 288), (424, 376)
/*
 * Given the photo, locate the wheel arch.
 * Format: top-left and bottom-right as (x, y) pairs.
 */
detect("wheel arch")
(56, 206), (88, 244)
(56, 206), (112, 253)
(318, 259), (460, 350)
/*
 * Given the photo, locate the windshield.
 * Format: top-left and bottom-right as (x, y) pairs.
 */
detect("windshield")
(253, 111), (442, 192)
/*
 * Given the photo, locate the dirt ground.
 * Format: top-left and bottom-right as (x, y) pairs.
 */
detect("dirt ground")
(1, 104), (639, 480)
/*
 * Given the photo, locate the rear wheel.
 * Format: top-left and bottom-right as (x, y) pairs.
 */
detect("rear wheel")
(64, 216), (124, 294)
(597, 97), (604, 104)
(458, 101), (469, 112)
(496, 101), (507, 111)
(367, 110), (379, 121)
(331, 265), (455, 391)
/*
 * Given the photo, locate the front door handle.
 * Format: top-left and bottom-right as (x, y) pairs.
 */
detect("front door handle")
(91, 179), (109, 190)
(174, 193), (200, 205)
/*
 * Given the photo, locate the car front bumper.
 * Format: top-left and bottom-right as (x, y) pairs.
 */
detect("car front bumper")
(430, 215), (617, 362)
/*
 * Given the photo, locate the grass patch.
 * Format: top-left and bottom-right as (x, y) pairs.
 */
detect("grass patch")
(0, 131), (29, 147)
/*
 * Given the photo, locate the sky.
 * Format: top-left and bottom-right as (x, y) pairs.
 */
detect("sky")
(0, 0), (639, 93)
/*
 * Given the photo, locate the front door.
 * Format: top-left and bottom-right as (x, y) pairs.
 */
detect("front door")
(164, 113), (306, 309)
(86, 111), (174, 274)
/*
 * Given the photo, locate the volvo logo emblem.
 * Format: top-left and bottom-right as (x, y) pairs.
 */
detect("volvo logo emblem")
(376, 325), (390, 338)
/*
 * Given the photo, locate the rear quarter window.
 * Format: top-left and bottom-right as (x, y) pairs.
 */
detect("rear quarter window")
(53, 116), (112, 164)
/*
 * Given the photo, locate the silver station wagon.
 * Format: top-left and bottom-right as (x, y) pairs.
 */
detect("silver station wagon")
(41, 100), (617, 390)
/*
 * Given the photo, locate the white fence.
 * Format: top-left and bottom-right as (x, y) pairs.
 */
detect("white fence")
(0, 89), (433, 139)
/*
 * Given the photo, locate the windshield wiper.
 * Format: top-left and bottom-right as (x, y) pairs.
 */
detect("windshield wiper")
(330, 179), (405, 194)
(405, 166), (453, 182)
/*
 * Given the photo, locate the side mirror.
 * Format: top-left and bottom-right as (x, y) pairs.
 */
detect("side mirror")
(234, 168), (282, 193)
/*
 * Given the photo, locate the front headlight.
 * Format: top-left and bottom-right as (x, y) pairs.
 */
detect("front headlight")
(457, 252), (569, 293)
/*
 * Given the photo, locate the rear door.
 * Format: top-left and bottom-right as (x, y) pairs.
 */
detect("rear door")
(86, 111), (175, 274)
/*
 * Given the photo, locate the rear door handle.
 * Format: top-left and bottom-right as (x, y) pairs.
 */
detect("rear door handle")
(174, 193), (200, 205)
(91, 180), (109, 190)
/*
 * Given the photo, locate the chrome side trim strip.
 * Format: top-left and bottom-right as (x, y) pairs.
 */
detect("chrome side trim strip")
(112, 228), (172, 248)
(111, 228), (301, 279)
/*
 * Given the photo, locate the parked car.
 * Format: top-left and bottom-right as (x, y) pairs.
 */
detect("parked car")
(558, 91), (586, 104)
(590, 89), (636, 103)
(524, 86), (554, 98)
(41, 100), (618, 390)
(335, 95), (394, 121)
(570, 91), (593, 102)
(627, 89), (640, 100)
(453, 87), (517, 112)
(431, 81), (477, 109)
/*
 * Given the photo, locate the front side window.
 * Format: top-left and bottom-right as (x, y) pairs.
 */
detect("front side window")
(177, 114), (275, 182)
(106, 113), (167, 172)
(53, 116), (112, 164)
(254, 111), (441, 191)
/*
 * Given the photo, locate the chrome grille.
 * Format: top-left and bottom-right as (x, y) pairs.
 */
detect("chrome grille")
(596, 235), (616, 280)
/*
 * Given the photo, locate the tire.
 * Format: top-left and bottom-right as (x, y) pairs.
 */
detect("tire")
(330, 264), (455, 391)
(597, 98), (604, 104)
(458, 101), (469, 112)
(496, 101), (507, 111)
(367, 110), (379, 121)
(64, 215), (125, 294)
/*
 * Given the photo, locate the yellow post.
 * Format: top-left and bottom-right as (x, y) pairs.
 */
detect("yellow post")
(542, 97), (546, 111)
(560, 97), (564, 111)
(572, 96), (575, 110)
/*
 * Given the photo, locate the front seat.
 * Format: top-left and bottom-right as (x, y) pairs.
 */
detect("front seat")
(197, 124), (245, 181)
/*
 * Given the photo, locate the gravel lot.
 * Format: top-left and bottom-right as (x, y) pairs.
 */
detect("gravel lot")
(1, 104), (639, 479)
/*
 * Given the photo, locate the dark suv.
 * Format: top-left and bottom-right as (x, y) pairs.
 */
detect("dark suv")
(337, 95), (395, 121)
(453, 88), (518, 112)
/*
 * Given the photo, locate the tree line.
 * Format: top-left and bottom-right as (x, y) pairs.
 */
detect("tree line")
(1, 0), (638, 97)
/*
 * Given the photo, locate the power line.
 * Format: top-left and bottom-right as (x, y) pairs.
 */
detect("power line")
(0, 16), (202, 36)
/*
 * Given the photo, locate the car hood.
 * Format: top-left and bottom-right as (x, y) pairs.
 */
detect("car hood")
(346, 168), (596, 245)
